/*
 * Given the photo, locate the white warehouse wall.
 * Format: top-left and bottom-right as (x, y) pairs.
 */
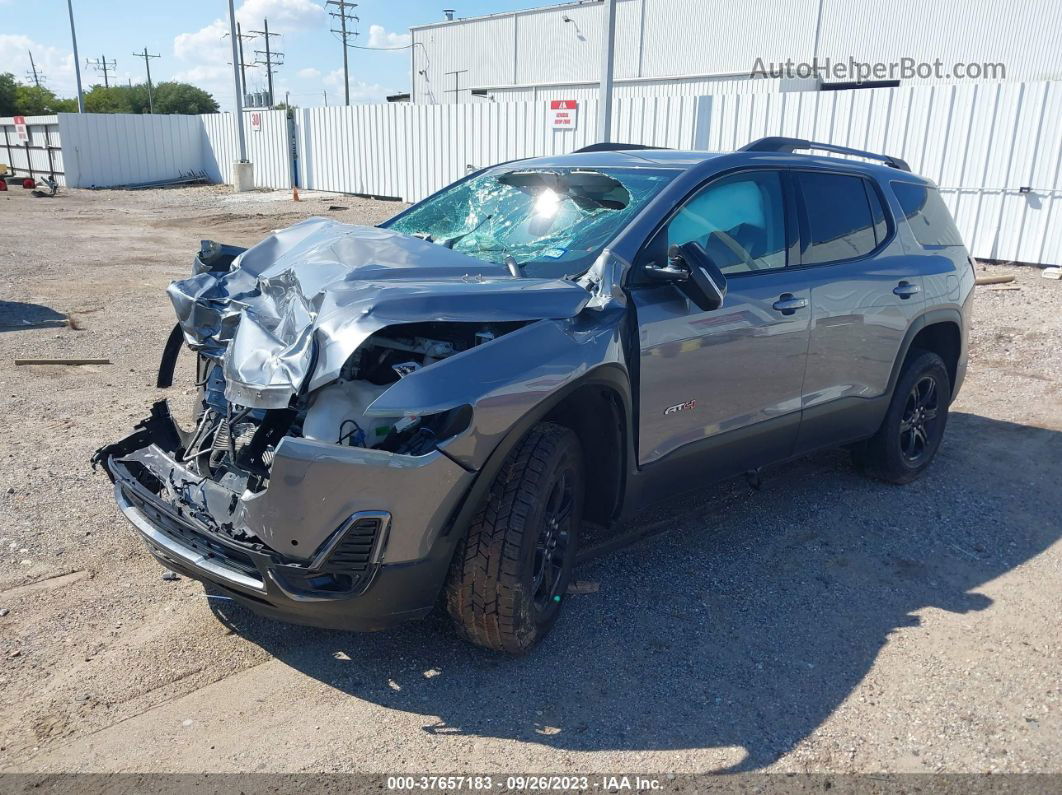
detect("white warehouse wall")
(410, 0), (1062, 104)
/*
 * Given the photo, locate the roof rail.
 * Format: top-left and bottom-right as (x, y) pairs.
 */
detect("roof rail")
(740, 136), (911, 172)
(574, 142), (668, 153)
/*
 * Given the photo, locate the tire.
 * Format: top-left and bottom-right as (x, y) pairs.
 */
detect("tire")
(854, 349), (951, 484)
(445, 422), (584, 654)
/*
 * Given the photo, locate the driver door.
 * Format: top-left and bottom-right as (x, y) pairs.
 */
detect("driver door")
(631, 169), (810, 477)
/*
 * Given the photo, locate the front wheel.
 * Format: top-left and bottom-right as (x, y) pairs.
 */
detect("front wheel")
(855, 349), (951, 484)
(445, 422), (584, 654)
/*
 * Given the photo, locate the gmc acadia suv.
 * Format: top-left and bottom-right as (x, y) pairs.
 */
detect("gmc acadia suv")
(94, 137), (974, 653)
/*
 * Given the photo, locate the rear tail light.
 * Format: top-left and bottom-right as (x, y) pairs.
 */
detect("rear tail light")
(0, 179), (7, 192)
(22, 178), (35, 189)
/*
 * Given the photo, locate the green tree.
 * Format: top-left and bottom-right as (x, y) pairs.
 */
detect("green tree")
(152, 82), (219, 114)
(84, 85), (134, 113)
(14, 84), (66, 115)
(0, 73), (17, 116)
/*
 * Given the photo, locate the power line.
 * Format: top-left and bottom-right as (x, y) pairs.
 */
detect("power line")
(131, 47), (160, 113)
(26, 50), (46, 88)
(249, 18), (282, 107)
(325, 0), (358, 106)
(86, 54), (117, 88)
(222, 22), (258, 102)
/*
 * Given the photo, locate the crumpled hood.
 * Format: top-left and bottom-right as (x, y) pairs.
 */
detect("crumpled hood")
(167, 217), (590, 408)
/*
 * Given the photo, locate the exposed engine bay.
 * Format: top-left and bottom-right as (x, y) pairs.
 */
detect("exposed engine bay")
(181, 320), (520, 496)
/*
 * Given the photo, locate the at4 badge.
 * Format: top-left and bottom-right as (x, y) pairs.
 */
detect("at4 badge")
(664, 399), (696, 415)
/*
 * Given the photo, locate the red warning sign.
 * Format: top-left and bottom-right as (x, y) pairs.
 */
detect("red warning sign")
(549, 99), (578, 130)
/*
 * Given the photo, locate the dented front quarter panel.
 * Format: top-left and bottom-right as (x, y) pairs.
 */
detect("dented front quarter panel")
(366, 309), (630, 469)
(103, 221), (634, 579)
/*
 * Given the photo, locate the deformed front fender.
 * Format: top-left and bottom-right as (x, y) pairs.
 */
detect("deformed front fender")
(365, 310), (631, 470)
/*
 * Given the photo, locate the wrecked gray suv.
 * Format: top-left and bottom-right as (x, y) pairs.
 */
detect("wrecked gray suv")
(94, 138), (973, 653)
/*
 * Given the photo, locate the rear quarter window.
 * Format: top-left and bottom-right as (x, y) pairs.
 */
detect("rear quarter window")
(891, 182), (965, 247)
(795, 172), (881, 264)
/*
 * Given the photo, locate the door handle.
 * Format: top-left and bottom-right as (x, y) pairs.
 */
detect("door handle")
(893, 281), (921, 299)
(772, 293), (807, 315)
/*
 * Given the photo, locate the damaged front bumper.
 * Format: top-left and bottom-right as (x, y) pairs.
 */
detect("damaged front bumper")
(93, 402), (475, 630)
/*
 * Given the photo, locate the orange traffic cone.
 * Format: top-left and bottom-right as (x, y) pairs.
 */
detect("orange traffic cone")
(292, 186), (300, 202)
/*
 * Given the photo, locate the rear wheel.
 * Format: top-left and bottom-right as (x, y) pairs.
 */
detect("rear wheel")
(855, 349), (951, 484)
(445, 422), (583, 653)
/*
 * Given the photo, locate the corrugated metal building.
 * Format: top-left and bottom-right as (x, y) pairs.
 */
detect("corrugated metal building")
(410, 0), (1061, 103)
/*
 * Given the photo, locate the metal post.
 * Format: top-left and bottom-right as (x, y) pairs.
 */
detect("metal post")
(226, 0), (248, 163)
(66, 0), (85, 112)
(237, 23), (248, 101)
(340, 8), (350, 105)
(263, 19), (274, 106)
(145, 50), (154, 113)
(596, 0), (618, 143)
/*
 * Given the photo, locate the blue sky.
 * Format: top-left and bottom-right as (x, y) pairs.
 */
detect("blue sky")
(1, 0), (540, 110)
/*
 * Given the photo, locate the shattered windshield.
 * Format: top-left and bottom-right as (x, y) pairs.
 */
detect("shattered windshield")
(386, 167), (675, 278)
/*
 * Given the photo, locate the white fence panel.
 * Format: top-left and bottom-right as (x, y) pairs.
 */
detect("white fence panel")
(298, 95), (705, 203)
(201, 111), (292, 189)
(698, 81), (1062, 265)
(57, 113), (203, 188)
(52, 111), (291, 190)
(0, 115), (64, 185)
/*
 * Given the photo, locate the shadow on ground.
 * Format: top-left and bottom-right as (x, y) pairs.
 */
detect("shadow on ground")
(211, 412), (1062, 771)
(0, 301), (67, 332)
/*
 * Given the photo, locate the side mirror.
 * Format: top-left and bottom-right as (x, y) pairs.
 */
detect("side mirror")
(665, 242), (727, 311)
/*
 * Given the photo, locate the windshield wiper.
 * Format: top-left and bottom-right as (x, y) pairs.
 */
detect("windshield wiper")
(441, 214), (493, 249)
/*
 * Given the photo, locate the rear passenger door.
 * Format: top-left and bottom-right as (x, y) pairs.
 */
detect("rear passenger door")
(790, 169), (925, 453)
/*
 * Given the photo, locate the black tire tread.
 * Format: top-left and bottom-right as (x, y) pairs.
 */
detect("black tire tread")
(445, 422), (579, 653)
(856, 348), (951, 484)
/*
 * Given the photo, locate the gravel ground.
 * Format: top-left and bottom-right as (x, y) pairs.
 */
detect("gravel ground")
(0, 185), (1059, 775)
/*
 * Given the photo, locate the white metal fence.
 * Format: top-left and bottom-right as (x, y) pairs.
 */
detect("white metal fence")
(698, 81), (1062, 267)
(201, 110), (292, 188)
(0, 111), (292, 190)
(3, 81), (1060, 265)
(0, 115), (64, 185)
(296, 95), (706, 202)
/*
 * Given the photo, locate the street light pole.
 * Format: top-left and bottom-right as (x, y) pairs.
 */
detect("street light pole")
(596, 0), (618, 143)
(66, 0), (85, 112)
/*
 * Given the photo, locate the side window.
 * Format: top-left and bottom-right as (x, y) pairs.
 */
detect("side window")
(796, 172), (878, 264)
(865, 180), (890, 245)
(891, 182), (964, 247)
(664, 171), (787, 275)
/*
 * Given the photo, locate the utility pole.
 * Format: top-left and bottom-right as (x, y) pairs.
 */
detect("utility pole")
(223, 23), (257, 103)
(86, 54), (117, 88)
(323, 89), (328, 106)
(132, 48), (160, 113)
(66, 0), (84, 112)
(249, 19), (283, 107)
(325, 1), (358, 106)
(444, 69), (468, 103)
(27, 50), (45, 88)
(226, 0), (251, 190)
(597, 0), (618, 143)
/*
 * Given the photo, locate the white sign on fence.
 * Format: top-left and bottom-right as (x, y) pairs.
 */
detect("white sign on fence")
(250, 111), (262, 133)
(13, 115), (28, 143)
(548, 100), (578, 130)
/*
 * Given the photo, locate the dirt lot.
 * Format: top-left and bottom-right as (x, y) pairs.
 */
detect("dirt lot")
(0, 184), (1059, 775)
